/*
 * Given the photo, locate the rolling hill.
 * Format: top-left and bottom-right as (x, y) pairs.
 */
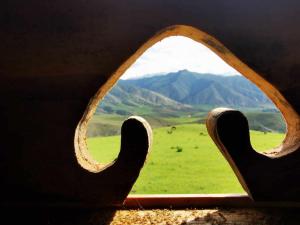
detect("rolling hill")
(97, 82), (191, 116)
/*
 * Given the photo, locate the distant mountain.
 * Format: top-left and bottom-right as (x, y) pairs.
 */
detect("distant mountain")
(121, 70), (272, 108)
(97, 82), (191, 115)
(97, 70), (276, 116)
(92, 70), (285, 135)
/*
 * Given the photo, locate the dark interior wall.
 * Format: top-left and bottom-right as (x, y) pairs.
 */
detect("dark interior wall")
(0, 0), (299, 205)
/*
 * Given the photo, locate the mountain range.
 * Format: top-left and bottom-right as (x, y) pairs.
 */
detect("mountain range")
(97, 70), (273, 115)
(121, 70), (271, 107)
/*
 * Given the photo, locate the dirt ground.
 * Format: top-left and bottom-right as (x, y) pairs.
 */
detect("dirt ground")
(106, 208), (283, 225)
(2, 207), (300, 225)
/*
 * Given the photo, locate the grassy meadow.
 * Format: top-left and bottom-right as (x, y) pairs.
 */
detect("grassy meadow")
(87, 117), (284, 194)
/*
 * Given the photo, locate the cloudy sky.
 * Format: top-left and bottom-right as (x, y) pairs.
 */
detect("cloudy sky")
(121, 36), (240, 80)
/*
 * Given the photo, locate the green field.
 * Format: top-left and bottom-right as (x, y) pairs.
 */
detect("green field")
(87, 122), (284, 194)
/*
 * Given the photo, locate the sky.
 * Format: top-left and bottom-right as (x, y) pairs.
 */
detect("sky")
(121, 36), (240, 80)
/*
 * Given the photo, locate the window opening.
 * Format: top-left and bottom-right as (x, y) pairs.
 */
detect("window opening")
(86, 36), (286, 194)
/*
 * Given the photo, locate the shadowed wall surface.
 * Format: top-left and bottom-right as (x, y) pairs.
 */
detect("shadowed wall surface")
(0, 0), (300, 205)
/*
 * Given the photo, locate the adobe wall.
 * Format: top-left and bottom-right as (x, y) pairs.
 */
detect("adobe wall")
(0, 0), (299, 204)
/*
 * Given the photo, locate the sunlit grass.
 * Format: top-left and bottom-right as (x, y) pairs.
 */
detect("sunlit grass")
(87, 123), (284, 194)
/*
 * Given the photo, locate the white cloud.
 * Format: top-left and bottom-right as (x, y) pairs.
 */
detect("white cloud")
(121, 36), (240, 80)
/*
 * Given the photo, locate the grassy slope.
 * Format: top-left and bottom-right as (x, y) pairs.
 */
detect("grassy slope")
(88, 109), (286, 137)
(87, 114), (201, 137)
(87, 123), (284, 194)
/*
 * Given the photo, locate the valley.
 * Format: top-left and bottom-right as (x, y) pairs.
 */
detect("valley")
(86, 70), (286, 194)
